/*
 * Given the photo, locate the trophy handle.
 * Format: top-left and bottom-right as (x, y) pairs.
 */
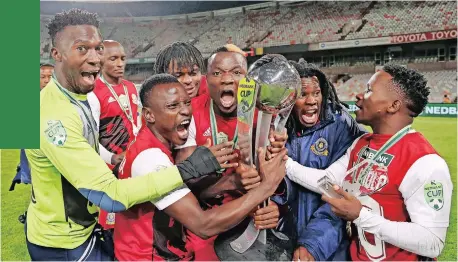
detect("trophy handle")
(254, 111), (274, 245)
(230, 83), (296, 253)
(254, 111), (273, 167)
(230, 111), (272, 252)
(265, 105), (294, 242)
(273, 104), (294, 132)
(230, 107), (294, 253)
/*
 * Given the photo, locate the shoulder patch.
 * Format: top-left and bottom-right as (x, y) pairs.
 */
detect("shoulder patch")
(311, 137), (329, 156)
(45, 120), (67, 147)
(153, 165), (169, 172)
(424, 180), (444, 211)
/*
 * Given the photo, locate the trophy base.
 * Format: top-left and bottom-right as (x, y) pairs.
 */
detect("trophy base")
(214, 218), (293, 261)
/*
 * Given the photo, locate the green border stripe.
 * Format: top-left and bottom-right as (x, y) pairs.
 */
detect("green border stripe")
(0, 1), (39, 148)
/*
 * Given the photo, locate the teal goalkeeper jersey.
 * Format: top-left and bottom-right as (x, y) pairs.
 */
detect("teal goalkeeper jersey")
(26, 79), (184, 249)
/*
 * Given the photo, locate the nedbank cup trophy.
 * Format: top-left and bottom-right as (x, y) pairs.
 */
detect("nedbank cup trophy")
(215, 54), (302, 261)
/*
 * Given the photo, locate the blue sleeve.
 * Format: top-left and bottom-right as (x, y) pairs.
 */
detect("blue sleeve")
(271, 177), (297, 205)
(297, 202), (346, 261)
(10, 149), (32, 191)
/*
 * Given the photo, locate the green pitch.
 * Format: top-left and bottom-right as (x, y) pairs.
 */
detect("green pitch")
(1, 117), (457, 261)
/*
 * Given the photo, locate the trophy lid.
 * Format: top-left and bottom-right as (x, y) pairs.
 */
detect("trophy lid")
(247, 54), (301, 114)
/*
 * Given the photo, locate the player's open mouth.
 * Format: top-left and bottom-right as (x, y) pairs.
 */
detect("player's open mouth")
(220, 90), (235, 108)
(176, 119), (191, 140)
(184, 85), (196, 96)
(355, 103), (363, 111)
(301, 109), (318, 125)
(81, 71), (99, 85)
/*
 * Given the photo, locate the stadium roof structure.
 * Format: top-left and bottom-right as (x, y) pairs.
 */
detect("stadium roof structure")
(40, 0), (266, 17)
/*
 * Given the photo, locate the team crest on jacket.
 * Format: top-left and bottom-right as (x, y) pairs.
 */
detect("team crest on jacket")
(45, 120), (67, 147)
(106, 212), (115, 225)
(311, 137), (329, 156)
(424, 180), (444, 211)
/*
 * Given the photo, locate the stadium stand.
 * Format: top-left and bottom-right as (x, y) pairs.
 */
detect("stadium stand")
(39, 1), (456, 103)
(40, 17), (51, 58)
(346, 1), (457, 40)
(333, 73), (373, 102)
(414, 56), (439, 63)
(423, 70), (458, 102)
(252, 1), (372, 47)
(333, 69), (457, 103)
(39, 1), (457, 58)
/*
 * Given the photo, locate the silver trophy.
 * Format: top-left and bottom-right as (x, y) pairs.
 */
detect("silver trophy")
(230, 54), (302, 254)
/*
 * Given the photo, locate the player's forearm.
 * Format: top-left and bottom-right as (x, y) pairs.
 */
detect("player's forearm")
(79, 166), (183, 212)
(199, 174), (238, 200)
(188, 183), (275, 239)
(286, 158), (328, 193)
(286, 155), (348, 193)
(85, 147), (222, 212)
(354, 208), (446, 258)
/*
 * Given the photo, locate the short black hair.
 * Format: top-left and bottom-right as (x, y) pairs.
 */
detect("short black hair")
(40, 63), (54, 68)
(47, 9), (100, 46)
(214, 46), (230, 53)
(207, 45), (247, 69)
(382, 64), (430, 117)
(154, 41), (206, 75)
(140, 73), (180, 107)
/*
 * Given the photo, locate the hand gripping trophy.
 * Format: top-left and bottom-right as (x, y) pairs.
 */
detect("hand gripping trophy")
(215, 54), (302, 261)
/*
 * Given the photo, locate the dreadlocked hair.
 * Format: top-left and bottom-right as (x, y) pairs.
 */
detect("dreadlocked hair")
(48, 9), (100, 46)
(286, 59), (344, 137)
(382, 64), (430, 117)
(154, 41), (206, 75)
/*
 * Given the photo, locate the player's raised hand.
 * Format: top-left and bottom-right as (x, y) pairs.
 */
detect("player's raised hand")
(257, 147), (288, 194)
(204, 138), (238, 169)
(235, 163), (261, 191)
(322, 184), (362, 221)
(266, 128), (288, 161)
(253, 199), (280, 229)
